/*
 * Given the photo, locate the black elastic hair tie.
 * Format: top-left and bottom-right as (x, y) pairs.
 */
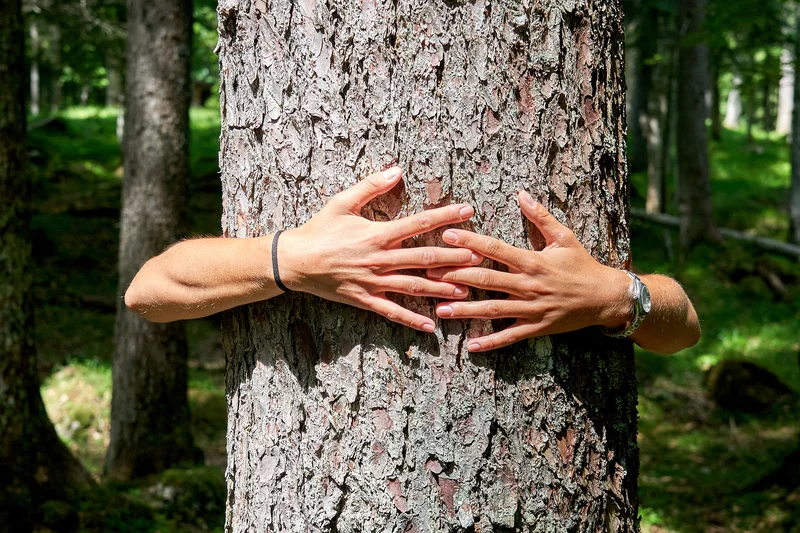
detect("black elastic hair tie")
(272, 230), (290, 293)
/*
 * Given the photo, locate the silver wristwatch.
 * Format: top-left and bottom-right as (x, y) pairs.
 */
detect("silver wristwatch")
(602, 271), (652, 339)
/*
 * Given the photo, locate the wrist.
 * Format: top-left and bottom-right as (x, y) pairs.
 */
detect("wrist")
(596, 266), (633, 330)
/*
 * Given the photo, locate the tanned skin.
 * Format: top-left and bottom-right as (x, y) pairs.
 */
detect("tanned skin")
(125, 168), (700, 354)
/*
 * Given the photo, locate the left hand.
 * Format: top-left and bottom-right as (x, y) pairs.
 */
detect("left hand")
(427, 190), (631, 352)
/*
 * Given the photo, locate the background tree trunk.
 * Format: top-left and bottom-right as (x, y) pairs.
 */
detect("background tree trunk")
(48, 22), (62, 113)
(0, 0), (93, 529)
(217, 0), (639, 531)
(629, 0), (651, 174)
(776, 46), (794, 137)
(762, 77), (773, 132)
(106, 52), (123, 107)
(678, 0), (718, 251)
(791, 5), (800, 245)
(710, 56), (722, 141)
(29, 20), (40, 116)
(105, 0), (196, 481)
(724, 73), (743, 129)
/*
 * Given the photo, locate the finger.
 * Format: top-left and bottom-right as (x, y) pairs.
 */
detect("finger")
(440, 229), (529, 269)
(383, 203), (475, 243)
(330, 167), (403, 213)
(518, 191), (575, 247)
(435, 300), (531, 320)
(366, 296), (436, 332)
(379, 275), (470, 299)
(467, 322), (542, 352)
(426, 267), (525, 296)
(373, 247), (483, 273)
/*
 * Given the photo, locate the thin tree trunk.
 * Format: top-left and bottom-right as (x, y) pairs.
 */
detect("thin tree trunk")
(762, 76), (774, 132)
(29, 20), (40, 116)
(49, 23), (62, 113)
(106, 52), (123, 107)
(725, 74), (743, 129)
(646, 9), (674, 213)
(678, 0), (718, 251)
(218, 1), (638, 531)
(790, 5), (800, 244)
(777, 46), (794, 137)
(0, 1), (93, 529)
(105, 0), (196, 481)
(746, 81), (756, 144)
(710, 56), (722, 141)
(80, 84), (90, 105)
(629, 0), (651, 173)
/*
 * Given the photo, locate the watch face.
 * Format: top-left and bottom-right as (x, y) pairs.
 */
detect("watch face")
(641, 284), (652, 314)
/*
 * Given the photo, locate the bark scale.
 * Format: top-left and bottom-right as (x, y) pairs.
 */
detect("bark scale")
(0, 0), (93, 529)
(218, 0), (638, 531)
(677, 0), (718, 251)
(105, 0), (197, 481)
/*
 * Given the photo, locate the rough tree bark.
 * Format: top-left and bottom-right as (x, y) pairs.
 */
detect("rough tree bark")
(217, 0), (638, 531)
(678, 0), (718, 251)
(776, 46), (793, 137)
(0, 0), (93, 529)
(791, 4), (800, 245)
(105, 0), (197, 481)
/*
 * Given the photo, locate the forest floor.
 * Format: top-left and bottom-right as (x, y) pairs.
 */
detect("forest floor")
(27, 106), (800, 532)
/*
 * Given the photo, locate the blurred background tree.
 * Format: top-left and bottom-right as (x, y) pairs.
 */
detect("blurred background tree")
(1, 0), (798, 530)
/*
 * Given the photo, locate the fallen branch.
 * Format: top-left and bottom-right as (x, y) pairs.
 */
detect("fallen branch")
(630, 208), (800, 260)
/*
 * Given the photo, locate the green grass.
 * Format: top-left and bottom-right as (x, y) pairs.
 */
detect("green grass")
(30, 107), (800, 532)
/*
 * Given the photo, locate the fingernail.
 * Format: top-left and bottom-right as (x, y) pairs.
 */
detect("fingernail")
(467, 342), (481, 351)
(471, 253), (482, 264)
(442, 230), (458, 244)
(437, 305), (453, 317)
(382, 166), (402, 182)
(453, 287), (467, 297)
(458, 205), (474, 219)
(421, 322), (435, 332)
(519, 190), (536, 209)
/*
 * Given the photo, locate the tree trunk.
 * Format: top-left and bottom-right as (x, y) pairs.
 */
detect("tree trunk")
(628, 0), (651, 174)
(29, 20), (40, 116)
(791, 5), (800, 245)
(217, 1), (639, 531)
(0, 0), (93, 529)
(745, 81), (756, 145)
(678, 0), (718, 251)
(106, 52), (123, 107)
(105, 0), (196, 481)
(724, 73), (743, 129)
(762, 76), (774, 132)
(48, 23), (62, 114)
(710, 56), (722, 141)
(776, 46), (794, 137)
(646, 9), (675, 213)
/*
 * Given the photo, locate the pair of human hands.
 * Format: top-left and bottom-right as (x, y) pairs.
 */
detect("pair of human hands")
(280, 167), (629, 352)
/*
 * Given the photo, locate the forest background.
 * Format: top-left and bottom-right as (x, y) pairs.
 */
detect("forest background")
(5, 0), (800, 530)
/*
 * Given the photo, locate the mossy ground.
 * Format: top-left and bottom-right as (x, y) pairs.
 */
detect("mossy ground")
(29, 108), (800, 532)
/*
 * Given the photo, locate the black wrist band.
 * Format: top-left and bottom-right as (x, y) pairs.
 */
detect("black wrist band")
(272, 230), (290, 293)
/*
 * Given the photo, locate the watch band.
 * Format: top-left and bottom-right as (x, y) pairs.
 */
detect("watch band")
(602, 271), (649, 339)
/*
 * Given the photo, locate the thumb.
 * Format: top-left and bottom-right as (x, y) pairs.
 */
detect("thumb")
(330, 167), (403, 213)
(518, 191), (573, 247)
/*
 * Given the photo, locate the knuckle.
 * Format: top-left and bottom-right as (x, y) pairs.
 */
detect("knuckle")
(486, 302), (501, 318)
(384, 309), (399, 322)
(485, 239), (501, 256)
(421, 250), (436, 265)
(477, 269), (493, 287)
(366, 172), (382, 189)
(407, 279), (423, 294)
(415, 213), (433, 230)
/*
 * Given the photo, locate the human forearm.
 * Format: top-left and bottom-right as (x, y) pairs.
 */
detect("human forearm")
(124, 236), (282, 322)
(601, 272), (701, 354)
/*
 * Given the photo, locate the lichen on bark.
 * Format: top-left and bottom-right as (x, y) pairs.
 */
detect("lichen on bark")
(217, 0), (638, 531)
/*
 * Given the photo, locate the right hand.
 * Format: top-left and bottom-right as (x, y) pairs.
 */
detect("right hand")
(280, 166), (481, 332)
